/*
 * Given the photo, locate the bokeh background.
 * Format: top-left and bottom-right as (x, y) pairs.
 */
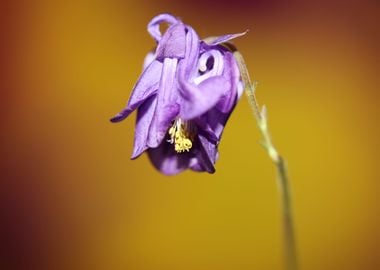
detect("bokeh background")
(1, 0), (379, 269)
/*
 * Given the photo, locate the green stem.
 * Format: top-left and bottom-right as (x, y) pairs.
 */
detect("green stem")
(233, 51), (298, 270)
(277, 156), (297, 270)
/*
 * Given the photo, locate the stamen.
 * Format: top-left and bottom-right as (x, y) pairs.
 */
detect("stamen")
(168, 119), (193, 153)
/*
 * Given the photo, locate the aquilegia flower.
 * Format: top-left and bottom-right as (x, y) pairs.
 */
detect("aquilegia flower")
(111, 13), (246, 175)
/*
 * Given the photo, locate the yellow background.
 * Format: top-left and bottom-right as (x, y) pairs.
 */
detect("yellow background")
(1, 1), (379, 269)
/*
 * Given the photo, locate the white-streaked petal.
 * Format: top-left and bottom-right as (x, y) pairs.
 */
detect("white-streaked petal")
(193, 49), (224, 85)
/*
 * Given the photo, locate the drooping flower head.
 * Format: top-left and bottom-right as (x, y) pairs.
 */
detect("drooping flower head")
(111, 13), (246, 175)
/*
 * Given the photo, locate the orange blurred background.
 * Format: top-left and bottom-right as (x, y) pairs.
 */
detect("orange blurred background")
(1, 1), (379, 269)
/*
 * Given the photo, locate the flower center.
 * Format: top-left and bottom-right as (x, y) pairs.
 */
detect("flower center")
(168, 119), (193, 153)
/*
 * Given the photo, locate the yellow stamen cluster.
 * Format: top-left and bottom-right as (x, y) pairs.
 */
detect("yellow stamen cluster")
(168, 119), (193, 153)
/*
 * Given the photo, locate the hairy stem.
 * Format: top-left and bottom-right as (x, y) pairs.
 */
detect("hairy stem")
(233, 51), (298, 270)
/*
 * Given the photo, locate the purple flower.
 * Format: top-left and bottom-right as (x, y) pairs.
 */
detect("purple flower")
(111, 13), (246, 175)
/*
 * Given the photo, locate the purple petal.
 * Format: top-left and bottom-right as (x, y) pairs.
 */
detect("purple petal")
(143, 51), (156, 69)
(156, 23), (186, 60)
(193, 49), (224, 85)
(193, 117), (219, 144)
(216, 52), (240, 113)
(192, 108), (236, 171)
(147, 58), (180, 148)
(178, 75), (231, 120)
(147, 102), (179, 148)
(189, 135), (216, 173)
(190, 158), (216, 173)
(148, 136), (215, 175)
(204, 30), (248, 46)
(147, 13), (180, 42)
(177, 28), (231, 120)
(181, 26), (201, 79)
(148, 141), (197, 175)
(178, 30), (239, 120)
(179, 53), (232, 120)
(110, 60), (162, 122)
(197, 134), (218, 167)
(131, 96), (157, 159)
(205, 108), (231, 140)
(237, 80), (244, 99)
